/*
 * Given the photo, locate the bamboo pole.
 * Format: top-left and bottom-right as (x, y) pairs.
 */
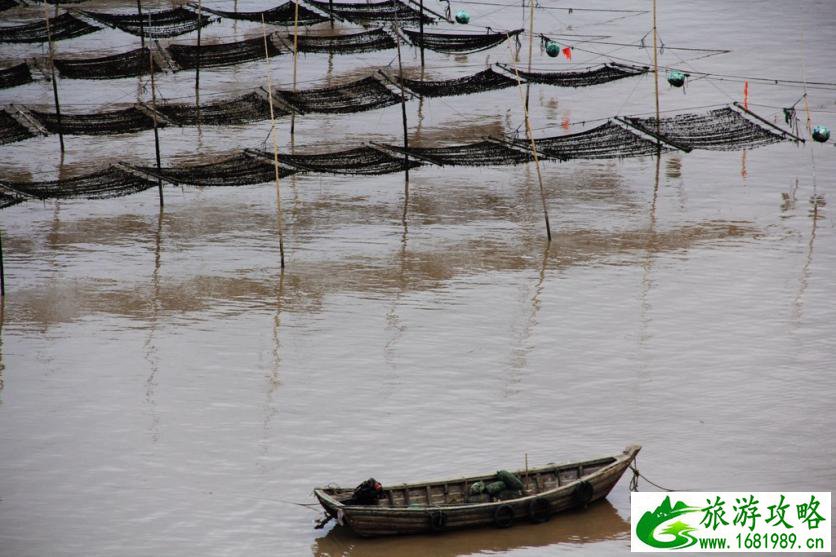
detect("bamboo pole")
(652, 0), (660, 135)
(0, 227), (5, 297)
(524, 0), (535, 112)
(394, 21), (410, 222)
(195, 0), (202, 126)
(290, 0), (300, 143)
(148, 15), (164, 207)
(43, 4), (64, 154)
(262, 16), (286, 269)
(419, 0), (425, 68)
(137, 0), (145, 52)
(506, 37), (551, 242)
(329, 0), (334, 28)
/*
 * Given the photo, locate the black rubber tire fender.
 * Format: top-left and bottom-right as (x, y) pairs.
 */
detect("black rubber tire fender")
(493, 504), (515, 528)
(572, 480), (594, 506)
(528, 497), (551, 523)
(428, 509), (447, 532)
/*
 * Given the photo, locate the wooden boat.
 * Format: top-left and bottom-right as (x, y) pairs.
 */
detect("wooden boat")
(314, 444), (640, 537)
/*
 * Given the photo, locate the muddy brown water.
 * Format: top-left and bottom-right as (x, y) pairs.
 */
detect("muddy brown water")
(1, 0), (835, 556)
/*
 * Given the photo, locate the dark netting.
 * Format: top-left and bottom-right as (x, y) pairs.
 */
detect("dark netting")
(0, 0), (18, 12)
(29, 106), (155, 135)
(1, 166), (156, 200)
(157, 92), (285, 126)
(625, 107), (785, 151)
(0, 110), (36, 145)
(203, 2), (326, 25)
(519, 121), (669, 160)
(276, 76), (400, 113)
(0, 63), (32, 89)
(0, 184), (28, 209)
(275, 146), (420, 174)
(502, 63), (648, 87)
(296, 28), (395, 54)
(169, 36), (282, 70)
(402, 28), (521, 53)
(383, 140), (534, 166)
(0, 13), (100, 43)
(136, 153), (295, 187)
(307, 0), (434, 24)
(81, 8), (214, 38)
(54, 48), (160, 79)
(399, 68), (517, 97)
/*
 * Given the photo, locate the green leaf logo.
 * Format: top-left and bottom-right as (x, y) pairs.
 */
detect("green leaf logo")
(636, 496), (701, 549)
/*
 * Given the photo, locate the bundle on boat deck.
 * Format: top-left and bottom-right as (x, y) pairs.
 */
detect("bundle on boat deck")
(274, 76), (402, 114)
(53, 48), (161, 80)
(156, 92), (284, 126)
(398, 68), (518, 98)
(296, 28), (396, 54)
(380, 140), (534, 166)
(0, 167), (156, 200)
(135, 153), (296, 187)
(497, 62), (649, 87)
(306, 0), (434, 24)
(201, 1), (327, 25)
(0, 13), (99, 43)
(80, 8), (214, 38)
(314, 445), (641, 537)
(168, 36), (282, 70)
(623, 106), (785, 151)
(516, 121), (670, 160)
(272, 146), (422, 175)
(0, 63), (33, 89)
(0, 110), (36, 145)
(402, 28), (522, 53)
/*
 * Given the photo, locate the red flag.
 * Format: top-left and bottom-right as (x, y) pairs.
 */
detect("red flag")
(562, 46), (572, 61)
(743, 80), (749, 109)
(561, 116), (570, 130)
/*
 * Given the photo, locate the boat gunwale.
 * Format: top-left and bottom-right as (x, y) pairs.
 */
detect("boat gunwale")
(314, 444), (640, 514)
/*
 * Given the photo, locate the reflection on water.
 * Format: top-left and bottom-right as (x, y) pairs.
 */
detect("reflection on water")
(312, 500), (629, 557)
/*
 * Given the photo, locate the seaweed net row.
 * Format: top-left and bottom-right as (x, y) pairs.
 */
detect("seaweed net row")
(137, 153), (296, 187)
(381, 139), (534, 166)
(498, 62), (649, 87)
(624, 107), (784, 151)
(169, 36), (282, 70)
(274, 76), (401, 114)
(29, 106), (156, 135)
(402, 28), (521, 54)
(80, 8), (215, 38)
(0, 12), (99, 43)
(0, 166), (156, 201)
(398, 68), (518, 97)
(54, 47), (161, 80)
(0, 63), (32, 89)
(157, 92), (287, 126)
(274, 146), (420, 174)
(202, 1), (326, 26)
(307, 0), (434, 24)
(296, 28), (395, 54)
(0, 110), (36, 146)
(518, 121), (671, 160)
(0, 0), (18, 13)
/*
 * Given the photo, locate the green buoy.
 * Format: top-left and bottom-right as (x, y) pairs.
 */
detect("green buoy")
(812, 125), (830, 143)
(545, 41), (560, 57)
(667, 70), (686, 87)
(455, 10), (470, 24)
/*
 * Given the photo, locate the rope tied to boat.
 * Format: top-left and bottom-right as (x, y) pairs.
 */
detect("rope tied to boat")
(628, 457), (679, 492)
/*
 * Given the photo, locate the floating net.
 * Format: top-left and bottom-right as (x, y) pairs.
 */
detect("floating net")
(169, 36), (282, 70)
(203, 2), (327, 26)
(29, 106), (155, 135)
(0, 13), (100, 43)
(500, 62), (648, 87)
(624, 107), (785, 151)
(399, 68), (517, 97)
(81, 8), (214, 38)
(136, 152), (295, 187)
(402, 28), (520, 53)
(156, 92), (284, 126)
(0, 63), (32, 89)
(276, 76), (401, 114)
(306, 0), (434, 24)
(519, 121), (668, 160)
(0, 183), (28, 209)
(0, 166), (156, 200)
(276, 146), (420, 174)
(296, 28), (395, 54)
(53, 47), (160, 79)
(0, 110), (36, 145)
(382, 139), (534, 166)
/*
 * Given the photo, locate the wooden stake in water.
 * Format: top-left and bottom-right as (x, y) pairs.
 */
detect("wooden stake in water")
(195, 0), (202, 126)
(329, 0), (334, 28)
(0, 228), (5, 297)
(148, 20), (164, 207)
(652, 0), (660, 135)
(524, 0), (535, 112)
(43, 4), (64, 154)
(394, 21), (410, 222)
(419, 0), (425, 68)
(290, 0), (300, 143)
(137, 0), (145, 52)
(506, 37), (552, 242)
(262, 16), (286, 269)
